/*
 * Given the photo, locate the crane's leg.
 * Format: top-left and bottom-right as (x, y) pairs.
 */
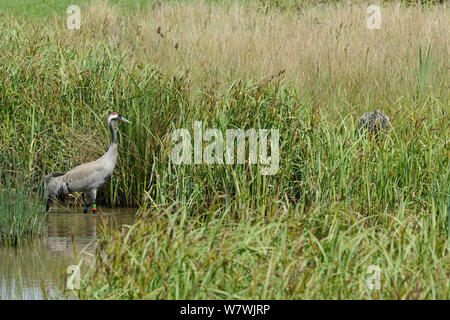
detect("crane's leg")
(46, 189), (58, 212)
(82, 193), (89, 213)
(84, 190), (93, 213)
(46, 197), (54, 212)
(84, 189), (98, 214)
(92, 189), (98, 214)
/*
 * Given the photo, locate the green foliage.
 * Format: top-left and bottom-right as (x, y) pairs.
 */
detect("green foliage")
(0, 167), (46, 246)
(75, 74), (448, 299)
(0, 0), (448, 298)
(78, 196), (448, 299)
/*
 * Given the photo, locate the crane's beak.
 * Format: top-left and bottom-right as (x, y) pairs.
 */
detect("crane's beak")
(121, 117), (131, 124)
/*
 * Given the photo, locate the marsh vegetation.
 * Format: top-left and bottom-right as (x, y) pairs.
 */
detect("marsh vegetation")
(0, 0), (448, 299)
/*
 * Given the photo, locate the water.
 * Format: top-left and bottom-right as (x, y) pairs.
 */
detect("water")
(0, 207), (136, 300)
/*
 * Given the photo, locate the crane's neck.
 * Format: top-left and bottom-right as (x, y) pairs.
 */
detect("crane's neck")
(106, 119), (119, 159)
(108, 119), (118, 146)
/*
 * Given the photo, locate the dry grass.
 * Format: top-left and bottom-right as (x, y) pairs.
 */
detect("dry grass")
(5, 0), (446, 113)
(71, 1), (448, 96)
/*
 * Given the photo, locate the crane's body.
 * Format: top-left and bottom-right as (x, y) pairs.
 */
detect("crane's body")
(44, 112), (130, 213)
(357, 109), (390, 136)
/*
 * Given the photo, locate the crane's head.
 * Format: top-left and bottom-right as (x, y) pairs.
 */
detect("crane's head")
(108, 112), (131, 124)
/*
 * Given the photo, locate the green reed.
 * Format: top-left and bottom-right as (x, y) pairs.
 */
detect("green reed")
(0, 1), (447, 298)
(0, 167), (47, 246)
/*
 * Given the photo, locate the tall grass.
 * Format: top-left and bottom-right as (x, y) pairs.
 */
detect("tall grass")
(77, 89), (449, 298)
(0, 0), (448, 298)
(78, 198), (448, 299)
(0, 0), (447, 206)
(0, 168), (46, 246)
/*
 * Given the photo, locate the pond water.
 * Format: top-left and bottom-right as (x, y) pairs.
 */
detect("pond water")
(0, 207), (137, 300)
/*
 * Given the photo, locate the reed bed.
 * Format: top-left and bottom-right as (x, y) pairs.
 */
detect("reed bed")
(0, 0), (448, 298)
(0, 168), (46, 246)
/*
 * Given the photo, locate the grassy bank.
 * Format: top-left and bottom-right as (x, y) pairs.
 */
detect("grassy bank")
(0, 0), (448, 298)
(0, 169), (46, 246)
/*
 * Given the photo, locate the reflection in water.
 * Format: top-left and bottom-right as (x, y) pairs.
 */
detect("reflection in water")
(0, 208), (136, 300)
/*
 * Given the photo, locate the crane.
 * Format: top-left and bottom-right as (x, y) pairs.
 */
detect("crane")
(44, 112), (131, 213)
(357, 109), (390, 137)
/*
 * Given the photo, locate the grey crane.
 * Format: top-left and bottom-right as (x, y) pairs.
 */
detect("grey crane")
(44, 112), (131, 213)
(357, 109), (390, 138)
